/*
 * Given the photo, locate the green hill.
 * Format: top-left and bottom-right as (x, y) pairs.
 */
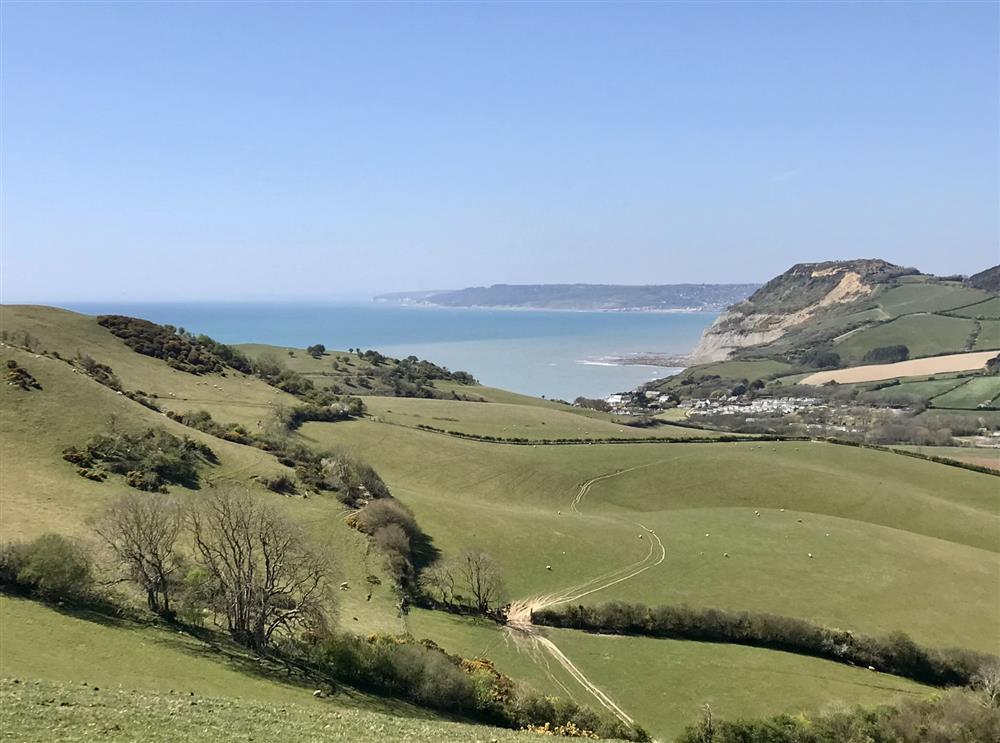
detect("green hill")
(1, 304), (997, 741)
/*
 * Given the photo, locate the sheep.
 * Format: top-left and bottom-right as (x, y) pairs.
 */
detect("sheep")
(638, 534), (644, 539)
(723, 552), (730, 558)
(545, 565), (552, 571)
(807, 553), (814, 558)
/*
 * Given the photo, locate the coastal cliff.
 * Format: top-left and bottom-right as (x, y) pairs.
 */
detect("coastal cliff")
(689, 259), (918, 362)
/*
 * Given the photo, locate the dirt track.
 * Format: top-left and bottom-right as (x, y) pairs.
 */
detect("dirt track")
(800, 350), (998, 385)
(505, 467), (668, 729)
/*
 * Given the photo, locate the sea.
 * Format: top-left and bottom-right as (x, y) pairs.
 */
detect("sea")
(63, 302), (716, 401)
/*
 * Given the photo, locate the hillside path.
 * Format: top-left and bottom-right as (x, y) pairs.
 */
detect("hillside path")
(505, 465), (668, 729)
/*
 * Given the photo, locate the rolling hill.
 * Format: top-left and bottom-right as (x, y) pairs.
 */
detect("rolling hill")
(1, 304), (997, 741)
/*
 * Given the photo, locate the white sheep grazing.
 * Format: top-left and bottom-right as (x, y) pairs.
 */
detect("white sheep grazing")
(723, 552), (730, 558)
(638, 534), (644, 539)
(705, 533), (710, 537)
(807, 553), (814, 558)
(545, 565), (552, 571)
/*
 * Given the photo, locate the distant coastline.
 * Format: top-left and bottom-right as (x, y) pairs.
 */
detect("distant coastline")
(375, 282), (758, 314)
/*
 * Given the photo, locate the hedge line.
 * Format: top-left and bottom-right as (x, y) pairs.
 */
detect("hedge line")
(532, 602), (996, 688)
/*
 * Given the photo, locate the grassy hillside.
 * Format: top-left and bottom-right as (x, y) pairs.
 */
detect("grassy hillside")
(0, 599), (533, 743)
(2, 304), (997, 741)
(302, 418), (999, 651)
(360, 395), (719, 440)
(405, 610), (929, 741)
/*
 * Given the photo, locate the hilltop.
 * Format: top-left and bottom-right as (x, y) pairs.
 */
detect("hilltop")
(376, 283), (760, 312)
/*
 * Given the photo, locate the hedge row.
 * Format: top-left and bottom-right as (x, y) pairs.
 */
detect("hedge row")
(532, 602), (996, 688)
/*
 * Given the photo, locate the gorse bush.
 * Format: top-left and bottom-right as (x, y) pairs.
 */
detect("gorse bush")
(97, 316), (233, 375)
(533, 602), (995, 687)
(63, 425), (216, 491)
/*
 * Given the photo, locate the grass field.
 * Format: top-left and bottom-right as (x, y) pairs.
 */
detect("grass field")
(405, 610), (929, 741)
(301, 419), (1000, 651)
(361, 395), (717, 440)
(894, 445), (1000, 471)
(975, 320), (1000, 351)
(945, 296), (1000, 319)
(833, 314), (977, 364)
(3, 304), (998, 741)
(0, 680), (539, 743)
(0, 599), (530, 742)
(930, 375), (1000, 409)
(873, 282), (991, 318)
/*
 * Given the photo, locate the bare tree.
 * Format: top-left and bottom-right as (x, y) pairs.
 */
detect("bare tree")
(94, 493), (181, 615)
(456, 549), (505, 613)
(420, 562), (458, 607)
(973, 661), (1000, 708)
(187, 489), (331, 651)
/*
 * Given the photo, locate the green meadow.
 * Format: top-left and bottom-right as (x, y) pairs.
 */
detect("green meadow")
(1, 305), (998, 741)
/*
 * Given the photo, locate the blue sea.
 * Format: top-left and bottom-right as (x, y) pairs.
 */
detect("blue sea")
(63, 302), (715, 400)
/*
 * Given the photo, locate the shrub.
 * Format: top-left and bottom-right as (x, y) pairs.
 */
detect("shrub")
(302, 633), (645, 740)
(63, 425), (215, 491)
(676, 687), (999, 743)
(1, 534), (93, 601)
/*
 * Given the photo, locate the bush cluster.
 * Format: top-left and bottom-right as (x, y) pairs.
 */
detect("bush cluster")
(350, 499), (426, 584)
(533, 602), (995, 687)
(4, 360), (41, 390)
(97, 316), (233, 375)
(863, 344), (910, 364)
(63, 426), (216, 491)
(75, 353), (121, 390)
(676, 687), (999, 743)
(298, 633), (647, 741)
(0, 533), (93, 601)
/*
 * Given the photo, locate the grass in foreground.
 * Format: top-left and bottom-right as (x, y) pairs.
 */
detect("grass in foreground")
(0, 679), (537, 743)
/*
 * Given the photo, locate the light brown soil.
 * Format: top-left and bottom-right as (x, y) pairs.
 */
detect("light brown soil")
(801, 350), (999, 385)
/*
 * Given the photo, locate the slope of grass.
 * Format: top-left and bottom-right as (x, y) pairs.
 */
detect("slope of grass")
(975, 320), (1000, 351)
(873, 283), (991, 318)
(1, 305), (302, 429)
(361, 396), (717, 440)
(0, 343), (405, 635)
(930, 376), (1000, 409)
(405, 611), (930, 742)
(0, 599), (534, 743)
(944, 296), (1000, 319)
(894, 445), (1000, 471)
(0, 680), (539, 743)
(300, 419), (1000, 650)
(834, 314), (977, 363)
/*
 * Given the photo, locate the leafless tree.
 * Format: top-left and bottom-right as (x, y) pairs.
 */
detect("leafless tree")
(93, 493), (182, 615)
(973, 661), (1000, 708)
(456, 549), (505, 613)
(187, 489), (331, 651)
(420, 562), (458, 607)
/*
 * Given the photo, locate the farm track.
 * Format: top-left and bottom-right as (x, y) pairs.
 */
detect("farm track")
(505, 466), (668, 729)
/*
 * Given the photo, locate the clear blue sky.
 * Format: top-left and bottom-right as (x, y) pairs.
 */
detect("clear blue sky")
(2, 1), (997, 301)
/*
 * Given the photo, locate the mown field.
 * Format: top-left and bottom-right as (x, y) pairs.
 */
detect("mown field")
(2, 305), (998, 741)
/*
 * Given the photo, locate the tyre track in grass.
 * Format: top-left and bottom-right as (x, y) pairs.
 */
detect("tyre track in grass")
(505, 464), (669, 730)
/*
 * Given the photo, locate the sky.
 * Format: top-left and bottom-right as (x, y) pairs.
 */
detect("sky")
(1, 1), (997, 302)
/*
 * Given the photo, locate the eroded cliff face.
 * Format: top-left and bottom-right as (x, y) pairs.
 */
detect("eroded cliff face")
(689, 260), (914, 362)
